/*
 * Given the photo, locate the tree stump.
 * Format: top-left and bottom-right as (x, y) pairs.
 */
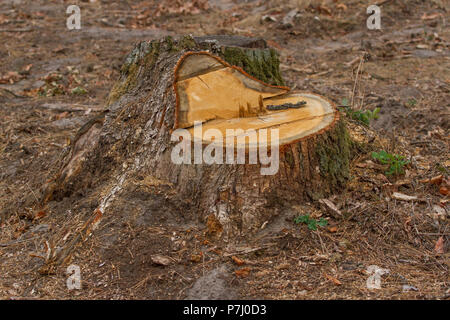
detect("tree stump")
(42, 35), (351, 238)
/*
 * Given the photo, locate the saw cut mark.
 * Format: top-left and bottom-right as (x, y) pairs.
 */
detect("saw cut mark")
(174, 52), (338, 149)
(196, 75), (210, 89)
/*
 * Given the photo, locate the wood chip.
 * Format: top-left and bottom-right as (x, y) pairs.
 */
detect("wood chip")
(151, 254), (172, 266)
(275, 263), (290, 270)
(392, 192), (418, 201)
(328, 226), (338, 233)
(319, 198), (342, 217)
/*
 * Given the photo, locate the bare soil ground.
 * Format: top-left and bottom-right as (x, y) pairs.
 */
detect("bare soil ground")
(0, 0), (449, 299)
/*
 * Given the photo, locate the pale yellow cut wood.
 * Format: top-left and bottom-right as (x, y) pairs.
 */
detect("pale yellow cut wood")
(187, 93), (335, 149)
(176, 54), (288, 128)
(175, 53), (336, 149)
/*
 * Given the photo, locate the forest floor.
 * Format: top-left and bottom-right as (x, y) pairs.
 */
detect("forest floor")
(0, 0), (448, 299)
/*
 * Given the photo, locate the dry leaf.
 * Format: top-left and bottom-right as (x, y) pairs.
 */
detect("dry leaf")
(420, 175), (443, 185)
(404, 216), (412, 229)
(429, 205), (446, 221)
(266, 40), (282, 50)
(206, 214), (223, 237)
(56, 111), (69, 120)
(434, 236), (444, 254)
(90, 208), (103, 231)
(190, 252), (203, 263)
(22, 64), (32, 72)
(324, 273), (342, 285)
(421, 12), (441, 20)
(0, 71), (22, 84)
(34, 210), (47, 220)
(275, 263), (290, 270)
(255, 270), (270, 277)
(439, 186), (448, 196)
(231, 256), (245, 266)
(235, 267), (251, 277)
(151, 254), (172, 266)
(328, 226), (338, 233)
(318, 5), (332, 15)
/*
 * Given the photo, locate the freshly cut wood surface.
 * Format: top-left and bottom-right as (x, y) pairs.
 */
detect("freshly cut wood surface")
(187, 93), (336, 149)
(176, 53), (289, 128)
(175, 52), (337, 148)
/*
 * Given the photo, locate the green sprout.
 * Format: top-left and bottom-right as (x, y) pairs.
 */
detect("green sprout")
(339, 99), (380, 126)
(372, 150), (410, 175)
(294, 215), (328, 231)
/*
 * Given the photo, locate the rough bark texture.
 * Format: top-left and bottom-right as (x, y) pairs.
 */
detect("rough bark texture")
(42, 35), (350, 238)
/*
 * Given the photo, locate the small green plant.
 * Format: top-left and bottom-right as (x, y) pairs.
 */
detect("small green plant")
(341, 98), (350, 106)
(71, 86), (87, 95)
(371, 150), (410, 175)
(294, 215), (328, 231)
(406, 98), (417, 107)
(341, 106), (380, 126)
(339, 99), (380, 126)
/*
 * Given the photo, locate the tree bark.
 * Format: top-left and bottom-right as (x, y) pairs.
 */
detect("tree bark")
(41, 35), (351, 238)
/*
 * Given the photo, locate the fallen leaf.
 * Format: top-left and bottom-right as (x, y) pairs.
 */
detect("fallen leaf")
(206, 214), (223, 237)
(34, 210), (47, 220)
(53, 46), (68, 54)
(56, 112), (69, 120)
(434, 236), (444, 254)
(231, 256), (245, 266)
(22, 64), (32, 73)
(421, 12), (441, 20)
(439, 186), (448, 196)
(151, 254), (172, 266)
(235, 267), (251, 278)
(266, 40), (282, 50)
(324, 273), (342, 285)
(356, 160), (387, 170)
(255, 270), (270, 277)
(318, 5), (332, 16)
(0, 71), (22, 84)
(336, 3), (347, 10)
(328, 226), (338, 233)
(420, 175), (443, 185)
(404, 216), (412, 230)
(428, 205), (446, 221)
(90, 208), (103, 231)
(190, 252), (203, 263)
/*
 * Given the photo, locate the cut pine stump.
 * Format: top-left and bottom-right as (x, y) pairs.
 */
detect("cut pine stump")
(41, 35), (351, 239)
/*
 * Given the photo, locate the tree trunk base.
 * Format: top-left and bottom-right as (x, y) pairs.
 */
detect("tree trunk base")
(40, 35), (351, 239)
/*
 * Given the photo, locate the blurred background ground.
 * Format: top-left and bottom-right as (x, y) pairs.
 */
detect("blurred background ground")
(0, 0), (448, 299)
